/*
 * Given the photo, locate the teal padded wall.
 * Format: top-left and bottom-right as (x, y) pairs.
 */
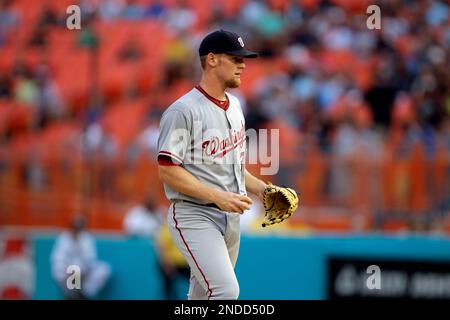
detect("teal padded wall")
(32, 233), (450, 299)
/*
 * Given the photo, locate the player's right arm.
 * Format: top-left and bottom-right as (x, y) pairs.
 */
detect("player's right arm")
(158, 165), (251, 213)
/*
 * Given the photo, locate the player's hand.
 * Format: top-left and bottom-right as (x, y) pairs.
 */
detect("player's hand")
(212, 190), (253, 214)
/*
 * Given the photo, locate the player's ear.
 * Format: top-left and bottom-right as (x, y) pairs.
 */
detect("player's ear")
(206, 53), (218, 68)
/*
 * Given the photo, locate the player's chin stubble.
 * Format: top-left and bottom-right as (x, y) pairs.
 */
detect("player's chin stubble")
(225, 78), (241, 88)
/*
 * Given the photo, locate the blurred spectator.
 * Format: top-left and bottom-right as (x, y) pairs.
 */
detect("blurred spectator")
(265, 116), (301, 187)
(254, 71), (294, 121)
(253, 4), (287, 39)
(11, 56), (32, 79)
(163, 32), (195, 86)
(82, 121), (118, 159)
(36, 4), (59, 28)
(77, 25), (99, 48)
(155, 222), (189, 300)
(34, 63), (66, 129)
(123, 199), (188, 299)
(22, 150), (48, 190)
(118, 36), (145, 62)
(98, 0), (125, 21)
(425, 0), (449, 26)
(144, 0), (167, 19)
(136, 113), (161, 155)
(0, 74), (12, 98)
(0, 0), (20, 27)
(79, 0), (100, 20)
(28, 5), (59, 47)
(13, 74), (39, 105)
(328, 91), (383, 199)
(240, 0), (269, 31)
(123, 198), (164, 238)
(122, 0), (147, 20)
(244, 96), (269, 131)
(0, 0), (20, 47)
(50, 216), (112, 299)
(164, 0), (197, 33)
(330, 117), (382, 199)
(317, 73), (349, 113)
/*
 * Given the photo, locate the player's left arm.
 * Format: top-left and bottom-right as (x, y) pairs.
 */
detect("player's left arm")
(245, 169), (267, 202)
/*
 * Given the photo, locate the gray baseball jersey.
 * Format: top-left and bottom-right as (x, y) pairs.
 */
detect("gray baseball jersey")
(157, 86), (247, 300)
(157, 86), (247, 201)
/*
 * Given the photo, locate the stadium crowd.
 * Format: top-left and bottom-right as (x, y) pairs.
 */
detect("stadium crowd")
(0, 0), (448, 232)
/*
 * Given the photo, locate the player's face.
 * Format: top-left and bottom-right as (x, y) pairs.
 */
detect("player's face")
(217, 54), (246, 88)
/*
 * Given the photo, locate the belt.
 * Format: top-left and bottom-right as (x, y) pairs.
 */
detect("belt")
(177, 199), (221, 210)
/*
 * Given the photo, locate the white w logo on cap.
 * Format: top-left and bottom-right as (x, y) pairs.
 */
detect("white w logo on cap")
(238, 37), (244, 47)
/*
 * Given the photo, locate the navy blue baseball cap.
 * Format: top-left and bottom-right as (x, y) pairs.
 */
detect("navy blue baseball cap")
(198, 29), (258, 58)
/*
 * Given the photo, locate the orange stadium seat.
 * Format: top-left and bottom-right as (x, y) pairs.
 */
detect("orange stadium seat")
(10, 0), (40, 45)
(22, 47), (43, 69)
(0, 101), (12, 135)
(88, 197), (127, 230)
(268, 0), (290, 11)
(298, 0), (321, 11)
(48, 0), (76, 12)
(101, 98), (149, 149)
(47, 28), (78, 53)
(295, 147), (326, 207)
(222, 0), (246, 17)
(239, 59), (269, 97)
(135, 61), (160, 94)
(0, 101), (35, 135)
(9, 103), (33, 134)
(394, 35), (417, 58)
(432, 147), (449, 207)
(0, 45), (15, 73)
(39, 121), (80, 150)
(380, 218), (410, 233)
(381, 155), (410, 211)
(186, 0), (210, 30)
(352, 57), (376, 91)
(315, 214), (353, 232)
(319, 49), (354, 74)
(409, 145), (428, 212)
(329, 0), (372, 14)
(296, 209), (355, 232)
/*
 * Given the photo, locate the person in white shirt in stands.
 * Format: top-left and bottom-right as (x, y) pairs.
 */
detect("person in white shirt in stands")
(50, 215), (111, 300)
(123, 197), (164, 238)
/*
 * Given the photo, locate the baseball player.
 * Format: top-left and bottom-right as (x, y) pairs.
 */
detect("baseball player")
(157, 29), (268, 300)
